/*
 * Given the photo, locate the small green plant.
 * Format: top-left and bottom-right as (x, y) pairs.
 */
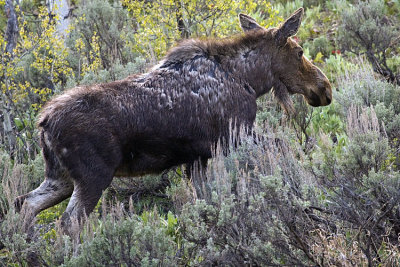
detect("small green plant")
(36, 199), (69, 225)
(304, 35), (334, 59)
(322, 54), (358, 82)
(311, 100), (345, 136)
(297, 5), (322, 41)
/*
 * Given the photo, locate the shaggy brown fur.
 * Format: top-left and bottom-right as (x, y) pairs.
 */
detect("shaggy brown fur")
(15, 8), (332, 230)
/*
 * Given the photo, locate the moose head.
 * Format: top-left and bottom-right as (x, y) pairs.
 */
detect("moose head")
(239, 8), (332, 111)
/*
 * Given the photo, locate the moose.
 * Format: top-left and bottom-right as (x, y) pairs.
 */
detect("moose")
(15, 8), (332, 229)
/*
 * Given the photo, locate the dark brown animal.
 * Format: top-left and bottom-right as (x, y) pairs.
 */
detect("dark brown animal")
(15, 8), (332, 228)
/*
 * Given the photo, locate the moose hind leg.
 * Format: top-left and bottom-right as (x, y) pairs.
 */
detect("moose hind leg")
(57, 133), (122, 232)
(15, 177), (73, 223)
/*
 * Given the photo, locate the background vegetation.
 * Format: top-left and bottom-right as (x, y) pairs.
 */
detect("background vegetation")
(1, 0), (400, 266)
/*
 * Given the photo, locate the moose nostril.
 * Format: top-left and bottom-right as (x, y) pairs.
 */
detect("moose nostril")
(326, 95), (332, 104)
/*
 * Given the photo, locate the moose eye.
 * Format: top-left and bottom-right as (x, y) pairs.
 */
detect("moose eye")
(298, 50), (303, 59)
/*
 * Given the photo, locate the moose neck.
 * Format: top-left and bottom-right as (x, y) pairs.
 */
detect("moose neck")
(160, 31), (276, 98)
(207, 31), (275, 97)
(223, 50), (274, 97)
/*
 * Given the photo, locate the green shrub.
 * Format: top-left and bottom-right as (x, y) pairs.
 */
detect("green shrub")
(255, 93), (285, 128)
(177, 129), (325, 266)
(0, 151), (12, 213)
(273, 0), (304, 18)
(322, 54), (358, 82)
(337, 0), (400, 83)
(336, 60), (400, 141)
(0, 153), (43, 214)
(0, 211), (43, 266)
(66, 0), (139, 74)
(311, 99), (345, 137)
(303, 35), (334, 59)
(303, 0), (327, 8)
(297, 5), (322, 41)
(309, 103), (400, 266)
(64, 210), (179, 267)
(76, 59), (147, 86)
(0, 156), (47, 266)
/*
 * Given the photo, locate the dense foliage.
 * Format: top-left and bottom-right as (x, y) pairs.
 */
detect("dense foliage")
(1, 0), (400, 266)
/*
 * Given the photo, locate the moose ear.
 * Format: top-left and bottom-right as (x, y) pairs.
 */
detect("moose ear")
(275, 8), (304, 46)
(239, 14), (263, 32)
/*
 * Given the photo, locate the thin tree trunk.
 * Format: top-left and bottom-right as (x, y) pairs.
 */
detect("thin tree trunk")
(1, 90), (16, 157)
(5, 0), (18, 55)
(176, 0), (189, 39)
(2, 0), (19, 156)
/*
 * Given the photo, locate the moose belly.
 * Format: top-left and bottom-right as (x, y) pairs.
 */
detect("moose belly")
(114, 138), (212, 177)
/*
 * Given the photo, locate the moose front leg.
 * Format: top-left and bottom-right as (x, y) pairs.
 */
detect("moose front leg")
(186, 158), (209, 199)
(60, 170), (115, 233)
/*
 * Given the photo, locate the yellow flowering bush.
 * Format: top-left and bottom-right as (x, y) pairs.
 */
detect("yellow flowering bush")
(123, 0), (282, 61)
(1, 5), (73, 109)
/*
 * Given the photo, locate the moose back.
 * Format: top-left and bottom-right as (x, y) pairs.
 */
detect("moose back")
(15, 8), (332, 228)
